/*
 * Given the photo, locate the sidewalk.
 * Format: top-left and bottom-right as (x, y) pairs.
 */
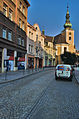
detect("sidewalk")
(0, 67), (54, 84)
(74, 67), (79, 84)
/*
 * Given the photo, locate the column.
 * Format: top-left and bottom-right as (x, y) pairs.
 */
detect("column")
(14, 51), (18, 71)
(25, 53), (27, 70)
(2, 48), (5, 72)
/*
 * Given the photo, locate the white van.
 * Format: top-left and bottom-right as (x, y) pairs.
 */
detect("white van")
(55, 64), (73, 80)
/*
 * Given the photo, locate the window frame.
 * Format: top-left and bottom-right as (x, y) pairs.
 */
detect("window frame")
(2, 28), (7, 39)
(3, 3), (7, 17)
(8, 31), (12, 41)
(9, 8), (13, 21)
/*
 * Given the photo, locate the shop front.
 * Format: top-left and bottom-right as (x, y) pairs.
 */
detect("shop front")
(0, 51), (2, 72)
(28, 57), (34, 69)
(39, 58), (43, 68)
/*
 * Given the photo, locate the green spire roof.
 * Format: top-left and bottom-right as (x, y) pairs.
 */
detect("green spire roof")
(64, 5), (72, 28)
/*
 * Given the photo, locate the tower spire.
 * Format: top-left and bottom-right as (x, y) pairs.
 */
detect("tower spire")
(64, 4), (72, 28)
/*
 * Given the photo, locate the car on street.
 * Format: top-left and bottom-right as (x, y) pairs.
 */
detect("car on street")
(55, 64), (73, 81)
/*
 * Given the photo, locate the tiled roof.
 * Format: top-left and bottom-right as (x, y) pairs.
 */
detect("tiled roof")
(54, 33), (68, 44)
(45, 36), (54, 42)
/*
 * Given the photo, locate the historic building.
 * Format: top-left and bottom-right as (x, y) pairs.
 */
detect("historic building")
(44, 36), (56, 67)
(27, 23), (45, 69)
(27, 22), (36, 69)
(0, 0), (30, 72)
(54, 5), (76, 65)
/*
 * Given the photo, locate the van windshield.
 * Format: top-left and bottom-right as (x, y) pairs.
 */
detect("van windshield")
(57, 66), (70, 71)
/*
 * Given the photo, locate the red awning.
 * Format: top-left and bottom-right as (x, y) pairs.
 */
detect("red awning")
(18, 57), (25, 62)
(9, 56), (14, 60)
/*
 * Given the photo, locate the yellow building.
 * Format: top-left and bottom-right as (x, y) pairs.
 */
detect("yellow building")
(44, 36), (56, 67)
(54, 5), (76, 65)
(27, 23), (45, 69)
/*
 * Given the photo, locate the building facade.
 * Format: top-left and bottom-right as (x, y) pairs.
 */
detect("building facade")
(54, 6), (76, 65)
(0, 0), (30, 72)
(44, 36), (56, 67)
(27, 23), (45, 69)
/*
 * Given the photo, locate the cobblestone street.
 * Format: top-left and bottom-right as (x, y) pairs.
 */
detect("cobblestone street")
(0, 70), (54, 119)
(0, 69), (79, 119)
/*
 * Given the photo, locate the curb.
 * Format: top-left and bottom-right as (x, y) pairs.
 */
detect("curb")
(74, 71), (79, 84)
(0, 68), (54, 85)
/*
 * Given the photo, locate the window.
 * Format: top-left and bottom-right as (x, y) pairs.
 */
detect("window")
(18, 37), (21, 45)
(22, 22), (24, 30)
(22, 39), (24, 46)
(19, 2), (22, 11)
(64, 47), (67, 53)
(31, 46), (33, 53)
(23, 6), (25, 15)
(3, 3), (7, 17)
(29, 44), (30, 52)
(29, 31), (31, 38)
(31, 33), (33, 39)
(9, 9), (13, 21)
(69, 32), (71, 35)
(2, 29), (6, 39)
(36, 27), (37, 30)
(8, 32), (12, 41)
(19, 18), (21, 28)
(69, 37), (71, 40)
(36, 35), (38, 42)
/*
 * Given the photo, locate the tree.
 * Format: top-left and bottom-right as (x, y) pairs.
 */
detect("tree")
(61, 51), (77, 65)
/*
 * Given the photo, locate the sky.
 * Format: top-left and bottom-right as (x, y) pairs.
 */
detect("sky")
(27, 0), (79, 50)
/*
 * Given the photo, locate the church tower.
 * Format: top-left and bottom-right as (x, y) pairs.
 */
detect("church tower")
(54, 5), (76, 65)
(64, 5), (75, 53)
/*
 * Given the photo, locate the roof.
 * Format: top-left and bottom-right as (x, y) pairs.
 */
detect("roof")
(24, 0), (30, 7)
(45, 35), (54, 42)
(54, 33), (68, 44)
(27, 22), (36, 31)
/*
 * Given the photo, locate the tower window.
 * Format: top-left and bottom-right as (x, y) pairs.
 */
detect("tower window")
(69, 32), (71, 35)
(69, 36), (71, 40)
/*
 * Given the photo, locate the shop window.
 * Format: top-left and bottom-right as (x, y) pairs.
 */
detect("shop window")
(2, 29), (6, 39)
(9, 8), (13, 21)
(8, 31), (12, 41)
(3, 3), (7, 17)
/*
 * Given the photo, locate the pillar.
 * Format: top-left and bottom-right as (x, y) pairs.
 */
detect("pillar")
(14, 51), (18, 71)
(2, 48), (5, 72)
(25, 53), (27, 70)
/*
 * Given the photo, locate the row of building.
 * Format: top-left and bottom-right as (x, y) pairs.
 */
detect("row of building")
(0, 0), (77, 73)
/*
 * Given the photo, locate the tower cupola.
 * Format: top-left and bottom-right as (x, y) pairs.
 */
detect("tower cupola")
(64, 5), (72, 28)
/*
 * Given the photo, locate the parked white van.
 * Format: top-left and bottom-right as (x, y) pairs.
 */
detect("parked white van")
(55, 64), (73, 81)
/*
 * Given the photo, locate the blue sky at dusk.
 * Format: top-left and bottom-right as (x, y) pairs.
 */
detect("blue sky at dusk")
(28, 0), (79, 50)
